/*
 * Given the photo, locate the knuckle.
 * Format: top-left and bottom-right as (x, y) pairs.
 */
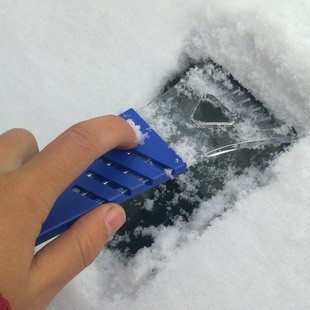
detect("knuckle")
(4, 128), (39, 159)
(67, 122), (99, 153)
(8, 128), (37, 146)
(74, 230), (99, 269)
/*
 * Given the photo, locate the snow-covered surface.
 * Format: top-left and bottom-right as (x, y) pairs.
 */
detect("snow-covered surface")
(126, 119), (149, 145)
(1, 1), (310, 309)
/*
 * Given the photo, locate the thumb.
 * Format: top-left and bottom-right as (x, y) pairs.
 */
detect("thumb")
(29, 203), (125, 304)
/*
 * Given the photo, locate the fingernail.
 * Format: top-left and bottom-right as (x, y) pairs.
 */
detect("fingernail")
(104, 205), (126, 238)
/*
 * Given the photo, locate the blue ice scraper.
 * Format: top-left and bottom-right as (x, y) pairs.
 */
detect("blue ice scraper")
(37, 60), (296, 247)
(36, 108), (187, 245)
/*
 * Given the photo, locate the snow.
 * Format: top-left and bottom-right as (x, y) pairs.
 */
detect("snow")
(126, 119), (149, 145)
(164, 168), (174, 179)
(130, 140), (310, 309)
(1, 1), (310, 309)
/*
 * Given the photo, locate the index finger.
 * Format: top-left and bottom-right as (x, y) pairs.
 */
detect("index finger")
(20, 115), (138, 219)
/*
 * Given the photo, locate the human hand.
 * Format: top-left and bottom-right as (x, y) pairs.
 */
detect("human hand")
(0, 115), (137, 309)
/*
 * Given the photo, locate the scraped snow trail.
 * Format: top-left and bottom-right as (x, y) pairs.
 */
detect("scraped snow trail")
(1, 1), (310, 309)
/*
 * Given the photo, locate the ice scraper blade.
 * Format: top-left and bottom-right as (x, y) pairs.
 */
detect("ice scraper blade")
(139, 61), (296, 165)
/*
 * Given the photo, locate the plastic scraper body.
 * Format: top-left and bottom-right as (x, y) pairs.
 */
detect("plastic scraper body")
(36, 108), (187, 245)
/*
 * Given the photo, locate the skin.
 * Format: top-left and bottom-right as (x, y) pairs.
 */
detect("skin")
(0, 115), (138, 309)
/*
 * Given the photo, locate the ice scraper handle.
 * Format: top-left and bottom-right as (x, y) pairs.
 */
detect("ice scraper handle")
(36, 108), (186, 245)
